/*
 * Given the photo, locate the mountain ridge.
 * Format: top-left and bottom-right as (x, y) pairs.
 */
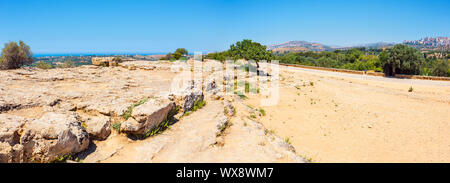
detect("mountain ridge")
(268, 37), (449, 53)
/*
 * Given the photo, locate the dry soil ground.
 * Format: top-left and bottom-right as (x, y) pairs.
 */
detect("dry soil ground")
(244, 65), (450, 163)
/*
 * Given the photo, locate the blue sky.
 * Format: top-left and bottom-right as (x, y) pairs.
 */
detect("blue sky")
(0, 0), (449, 54)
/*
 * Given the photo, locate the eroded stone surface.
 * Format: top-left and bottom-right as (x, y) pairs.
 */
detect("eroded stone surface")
(80, 115), (111, 140)
(19, 112), (90, 162)
(0, 60), (305, 163)
(121, 98), (175, 135)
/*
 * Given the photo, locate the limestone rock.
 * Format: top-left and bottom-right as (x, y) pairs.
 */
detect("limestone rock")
(19, 112), (90, 162)
(121, 99), (175, 135)
(171, 89), (204, 113)
(223, 102), (235, 117)
(82, 115), (111, 140)
(0, 114), (28, 145)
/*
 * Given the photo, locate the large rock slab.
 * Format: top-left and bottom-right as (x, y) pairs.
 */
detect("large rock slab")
(121, 99), (176, 135)
(19, 112), (90, 162)
(81, 115), (111, 140)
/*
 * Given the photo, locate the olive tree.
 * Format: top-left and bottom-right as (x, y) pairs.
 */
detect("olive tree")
(383, 44), (424, 76)
(228, 39), (273, 69)
(432, 59), (449, 77)
(0, 41), (34, 70)
(175, 48), (188, 56)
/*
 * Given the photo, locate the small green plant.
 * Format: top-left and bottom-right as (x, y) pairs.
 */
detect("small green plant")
(236, 92), (247, 99)
(264, 129), (275, 135)
(112, 122), (122, 132)
(259, 108), (266, 116)
(53, 154), (81, 163)
(302, 155), (315, 163)
(408, 86), (413, 92)
(183, 111), (192, 117)
(139, 107), (180, 139)
(81, 122), (88, 129)
(192, 99), (206, 112)
(245, 81), (250, 93)
(310, 81), (314, 86)
(55, 154), (71, 162)
(285, 137), (292, 145)
(250, 114), (257, 119)
(183, 99), (206, 117)
(217, 122), (232, 137)
(123, 98), (149, 120)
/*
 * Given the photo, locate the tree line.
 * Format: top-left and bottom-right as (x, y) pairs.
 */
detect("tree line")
(205, 40), (449, 77)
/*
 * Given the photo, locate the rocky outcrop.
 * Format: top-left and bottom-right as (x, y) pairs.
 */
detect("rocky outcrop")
(80, 115), (111, 140)
(0, 113), (90, 163)
(0, 142), (24, 163)
(121, 99), (176, 135)
(170, 81), (205, 113)
(0, 60), (306, 163)
(0, 114), (28, 163)
(0, 114), (27, 145)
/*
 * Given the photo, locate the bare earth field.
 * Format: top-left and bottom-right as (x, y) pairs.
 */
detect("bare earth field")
(245, 65), (450, 163)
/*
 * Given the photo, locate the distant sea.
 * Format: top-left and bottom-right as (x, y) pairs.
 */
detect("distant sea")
(34, 52), (168, 57)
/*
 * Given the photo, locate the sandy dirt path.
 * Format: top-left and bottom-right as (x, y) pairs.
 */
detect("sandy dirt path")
(245, 66), (450, 163)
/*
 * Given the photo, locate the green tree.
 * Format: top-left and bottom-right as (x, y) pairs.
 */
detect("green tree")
(0, 41), (34, 70)
(206, 51), (229, 62)
(432, 59), (449, 77)
(173, 52), (182, 60)
(175, 48), (188, 56)
(160, 53), (173, 60)
(383, 44), (425, 76)
(228, 39), (273, 69)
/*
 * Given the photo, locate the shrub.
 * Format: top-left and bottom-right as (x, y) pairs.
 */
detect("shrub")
(59, 60), (75, 68)
(0, 41), (34, 70)
(36, 61), (53, 69)
(113, 57), (122, 62)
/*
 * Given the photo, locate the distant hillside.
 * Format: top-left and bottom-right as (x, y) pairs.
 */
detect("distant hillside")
(269, 37), (450, 54)
(268, 41), (393, 53)
(353, 42), (396, 49)
(267, 41), (335, 53)
(404, 37), (449, 50)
